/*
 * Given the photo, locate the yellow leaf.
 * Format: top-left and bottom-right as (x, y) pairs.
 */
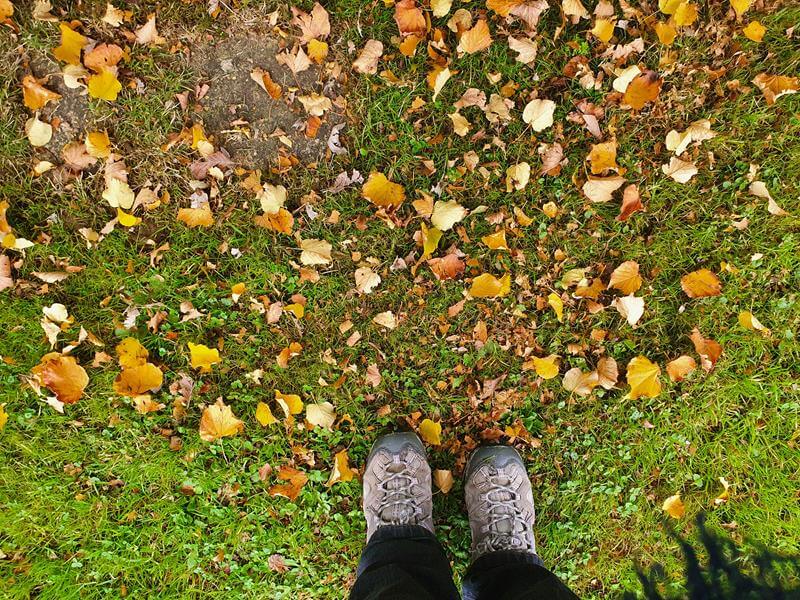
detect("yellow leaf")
(591, 18), (614, 43)
(284, 302), (305, 318)
(730, 0), (751, 18)
(470, 273), (511, 298)
(299, 238), (332, 265)
(662, 493), (685, 518)
(116, 337), (148, 368)
(0, 0), (13, 19)
(714, 477), (731, 506)
(113, 362), (163, 397)
(362, 172), (405, 207)
(275, 390), (303, 416)
(666, 355), (696, 382)
(132, 395), (165, 414)
(421, 223), (443, 256)
(87, 68), (122, 101)
(231, 282), (246, 302)
(531, 355), (559, 380)
(269, 465), (308, 500)
(482, 230), (508, 250)
(429, 65), (452, 101)
(117, 208), (141, 227)
(547, 292), (564, 322)
(177, 204), (214, 228)
(21, 75), (61, 111)
(673, 2), (697, 26)
(742, 21), (765, 42)
(626, 356), (661, 399)
(254, 208), (293, 234)
(307, 38), (328, 63)
(188, 342), (221, 373)
(457, 19), (492, 54)
(199, 398), (243, 442)
(276, 342), (303, 368)
(32, 352), (89, 404)
(587, 141), (619, 174)
(86, 131), (111, 158)
(487, 0), (523, 17)
(419, 418), (442, 445)
(306, 402), (336, 429)
(433, 469), (454, 493)
(431, 0), (452, 17)
(53, 22), (87, 65)
(514, 206), (533, 226)
(680, 268), (721, 298)
(255, 401), (278, 426)
(655, 21), (677, 45)
(399, 34), (422, 57)
(738, 310), (768, 333)
(327, 449), (356, 486)
(659, 0), (681, 14)
(542, 202), (558, 218)
(608, 260), (643, 295)
(0, 403), (7, 431)
(431, 200), (467, 231)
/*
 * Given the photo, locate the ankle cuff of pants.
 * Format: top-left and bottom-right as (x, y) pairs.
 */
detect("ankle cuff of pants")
(467, 549), (544, 574)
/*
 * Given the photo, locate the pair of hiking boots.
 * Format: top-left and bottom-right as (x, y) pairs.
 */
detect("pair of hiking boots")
(363, 433), (537, 561)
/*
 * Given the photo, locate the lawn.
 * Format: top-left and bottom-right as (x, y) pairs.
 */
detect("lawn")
(1, 0), (799, 598)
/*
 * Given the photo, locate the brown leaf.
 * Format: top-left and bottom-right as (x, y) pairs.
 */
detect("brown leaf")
(353, 40), (384, 75)
(428, 252), (465, 280)
(690, 328), (722, 372)
(617, 184), (643, 221)
(291, 2), (330, 43)
(269, 465), (308, 500)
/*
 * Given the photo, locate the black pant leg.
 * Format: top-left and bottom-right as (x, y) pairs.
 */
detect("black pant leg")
(461, 551), (579, 600)
(349, 525), (461, 600)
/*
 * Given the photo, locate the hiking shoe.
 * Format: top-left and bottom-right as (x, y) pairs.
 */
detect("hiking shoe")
(465, 445), (536, 560)
(363, 432), (433, 541)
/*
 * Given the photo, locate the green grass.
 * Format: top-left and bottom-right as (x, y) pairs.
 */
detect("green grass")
(1, 1), (799, 598)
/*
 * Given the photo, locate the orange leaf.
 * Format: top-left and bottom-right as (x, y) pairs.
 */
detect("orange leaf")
(276, 342), (302, 368)
(199, 399), (244, 442)
(623, 70), (662, 110)
(752, 73), (799, 105)
(608, 260), (642, 295)
(326, 449), (356, 486)
(269, 465), (308, 500)
(681, 268), (721, 298)
(662, 493), (685, 518)
(457, 19), (492, 54)
(690, 328), (722, 372)
(587, 140), (619, 174)
(666, 355), (696, 382)
(113, 362), (164, 397)
(32, 352), (89, 404)
(83, 43), (125, 73)
(254, 208), (294, 234)
(21, 75), (62, 111)
(177, 204), (214, 228)
(394, 0), (426, 37)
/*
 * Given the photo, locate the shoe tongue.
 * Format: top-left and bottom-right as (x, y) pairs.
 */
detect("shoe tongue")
(493, 516), (514, 534)
(380, 503), (413, 522)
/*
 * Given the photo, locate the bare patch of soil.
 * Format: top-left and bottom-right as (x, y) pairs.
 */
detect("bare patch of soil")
(189, 32), (346, 168)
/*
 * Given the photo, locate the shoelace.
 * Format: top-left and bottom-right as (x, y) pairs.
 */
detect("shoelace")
(376, 460), (422, 526)
(478, 474), (533, 553)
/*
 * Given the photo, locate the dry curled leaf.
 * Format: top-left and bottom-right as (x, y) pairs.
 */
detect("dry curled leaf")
(32, 353), (89, 404)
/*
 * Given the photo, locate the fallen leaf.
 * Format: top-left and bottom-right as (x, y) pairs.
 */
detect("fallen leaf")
(25, 116), (53, 147)
(269, 466), (308, 500)
(522, 98), (556, 132)
(626, 356), (661, 399)
(298, 93), (332, 116)
(353, 39), (383, 74)
(449, 111), (471, 136)
(431, 0), (453, 17)
(587, 141), (619, 174)
(731, 0), (751, 18)
(250, 67), (282, 99)
(433, 469), (454, 493)
(113, 363), (163, 397)
(276, 45), (312, 74)
(85, 131), (112, 158)
(307, 402), (336, 429)
(188, 342), (221, 373)
(470, 273), (511, 298)
(666, 120), (716, 156)
(135, 14), (165, 45)
(88, 68), (122, 101)
(613, 295), (645, 326)
(362, 172), (405, 207)
(373, 311), (397, 330)
(591, 18), (615, 42)
(177, 203), (214, 228)
(199, 399), (243, 442)
(608, 260), (642, 294)
(663, 493), (685, 518)
(681, 268), (721, 298)
(21, 75), (61, 110)
(749, 180), (788, 216)
(254, 208), (294, 234)
(508, 36), (538, 65)
(430, 66), (452, 101)
(623, 70), (662, 109)
(83, 43), (124, 72)
(482, 230), (508, 250)
(529, 355), (559, 379)
(53, 22), (87, 65)
(458, 19), (492, 54)
(547, 292), (564, 322)
(355, 267), (381, 294)
(32, 353), (89, 404)
(299, 238), (332, 265)
(738, 310), (768, 333)
(117, 337), (148, 368)
(666, 355), (696, 382)
(0, 404), (6, 430)
(654, 21), (677, 45)
(690, 327), (722, 372)
(132, 395), (164, 414)
(596, 357), (619, 390)
(326, 449), (355, 486)
(431, 200), (467, 231)
(276, 343), (303, 369)
(714, 477), (731, 506)
(395, 0), (426, 37)
(582, 175), (625, 202)
(506, 162), (530, 192)
(419, 418), (442, 445)
(752, 73), (799, 105)
(256, 402), (278, 426)
(428, 252), (465, 280)
(258, 184), (287, 215)
(617, 184), (643, 221)
(673, 2), (698, 26)
(562, 367), (599, 396)
(291, 2), (330, 43)
(662, 157), (698, 183)
(562, 0), (589, 19)
(275, 390), (303, 416)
